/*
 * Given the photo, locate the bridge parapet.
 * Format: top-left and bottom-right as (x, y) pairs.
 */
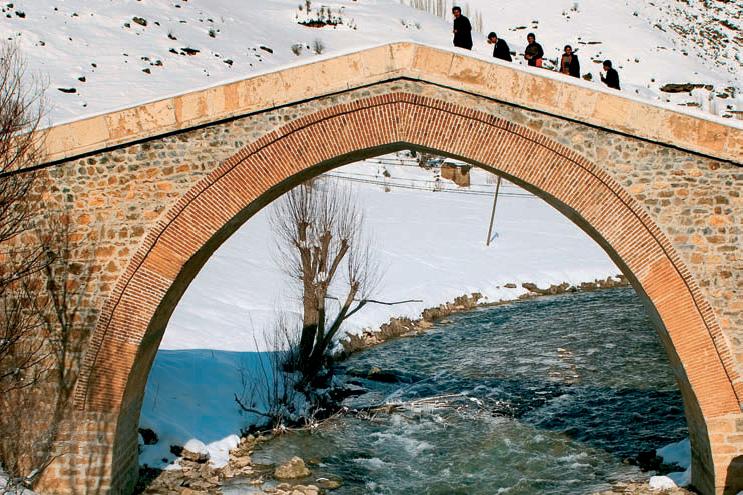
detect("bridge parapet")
(41, 42), (742, 166)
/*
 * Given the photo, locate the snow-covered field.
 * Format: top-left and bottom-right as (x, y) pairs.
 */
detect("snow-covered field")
(139, 158), (624, 468)
(0, 0), (740, 123)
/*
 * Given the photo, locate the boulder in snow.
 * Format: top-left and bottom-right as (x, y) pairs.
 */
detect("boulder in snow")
(182, 439), (210, 463)
(170, 439), (210, 463)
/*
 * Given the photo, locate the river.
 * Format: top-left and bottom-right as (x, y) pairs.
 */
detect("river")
(229, 288), (688, 494)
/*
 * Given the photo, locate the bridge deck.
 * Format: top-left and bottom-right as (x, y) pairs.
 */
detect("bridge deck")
(40, 42), (742, 166)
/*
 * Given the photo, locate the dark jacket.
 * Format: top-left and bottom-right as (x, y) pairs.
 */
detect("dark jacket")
(524, 42), (544, 66)
(492, 39), (512, 62)
(560, 53), (580, 78)
(601, 68), (621, 90)
(453, 15), (473, 50)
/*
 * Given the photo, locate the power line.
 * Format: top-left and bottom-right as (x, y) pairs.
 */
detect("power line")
(326, 172), (536, 198)
(334, 169), (527, 193)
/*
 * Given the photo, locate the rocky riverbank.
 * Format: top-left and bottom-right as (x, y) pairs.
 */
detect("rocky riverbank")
(339, 275), (629, 356)
(136, 435), (693, 495)
(593, 481), (695, 494)
(135, 435), (337, 495)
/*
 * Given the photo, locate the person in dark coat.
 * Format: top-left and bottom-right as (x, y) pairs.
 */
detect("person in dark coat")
(487, 32), (512, 62)
(523, 32), (544, 67)
(601, 60), (621, 90)
(559, 45), (580, 78)
(452, 6), (473, 50)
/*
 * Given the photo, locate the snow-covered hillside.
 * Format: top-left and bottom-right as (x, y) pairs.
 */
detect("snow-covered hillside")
(0, 0), (740, 123)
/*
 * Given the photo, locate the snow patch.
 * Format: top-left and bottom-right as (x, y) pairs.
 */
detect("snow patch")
(657, 437), (691, 470)
(656, 437), (691, 487)
(649, 475), (677, 490)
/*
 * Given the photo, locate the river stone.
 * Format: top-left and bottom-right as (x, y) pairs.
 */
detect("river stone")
(367, 367), (400, 383)
(138, 427), (158, 445)
(274, 457), (311, 479)
(316, 477), (342, 489)
(182, 448), (210, 463)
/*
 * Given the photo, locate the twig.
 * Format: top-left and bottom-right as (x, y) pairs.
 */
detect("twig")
(233, 394), (275, 419)
(326, 296), (422, 305)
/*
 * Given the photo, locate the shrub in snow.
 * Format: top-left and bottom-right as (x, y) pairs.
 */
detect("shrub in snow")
(296, 1), (346, 28)
(312, 38), (324, 54)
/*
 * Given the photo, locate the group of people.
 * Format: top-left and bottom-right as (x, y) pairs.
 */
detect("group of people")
(451, 6), (621, 90)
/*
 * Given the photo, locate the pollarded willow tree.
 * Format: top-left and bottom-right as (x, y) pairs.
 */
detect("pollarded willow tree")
(270, 180), (383, 385)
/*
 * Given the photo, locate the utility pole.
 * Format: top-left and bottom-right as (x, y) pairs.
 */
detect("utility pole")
(486, 176), (502, 247)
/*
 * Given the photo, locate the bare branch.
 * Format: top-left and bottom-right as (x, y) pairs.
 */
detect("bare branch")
(233, 394), (278, 419)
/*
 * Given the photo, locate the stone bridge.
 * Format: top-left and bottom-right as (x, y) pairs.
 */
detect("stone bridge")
(6, 43), (742, 494)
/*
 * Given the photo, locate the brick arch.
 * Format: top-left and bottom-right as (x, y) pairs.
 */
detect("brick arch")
(76, 92), (740, 493)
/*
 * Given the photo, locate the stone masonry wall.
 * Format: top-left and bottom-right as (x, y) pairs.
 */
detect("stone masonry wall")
(17, 79), (741, 494)
(36, 80), (740, 406)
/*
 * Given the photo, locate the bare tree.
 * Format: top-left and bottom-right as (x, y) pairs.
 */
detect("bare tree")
(269, 180), (382, 383)
(400, 0), (482, 30)
(270, 179), (418, 387)
(1, 211), (96, 493)
(0, 42), (44, 241)
(0, 40), (47, 389)
(0, 42), (81, 493)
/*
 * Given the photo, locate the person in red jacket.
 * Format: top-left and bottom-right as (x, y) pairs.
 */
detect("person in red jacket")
(560, 45), (581, 78)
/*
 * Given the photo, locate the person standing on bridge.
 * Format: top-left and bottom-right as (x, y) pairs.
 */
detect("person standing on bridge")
(488, 32), (512, 62)
(600, 60), (621, 90)
(452, 6), (473, 50)
(523, 33), (544, 67)
(559, 45), (580, 78)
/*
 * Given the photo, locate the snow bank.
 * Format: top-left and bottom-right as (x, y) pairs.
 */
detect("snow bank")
(657, 438), (691, 470)
(139, 349), (261, 469)
(657, 437), (691, 487)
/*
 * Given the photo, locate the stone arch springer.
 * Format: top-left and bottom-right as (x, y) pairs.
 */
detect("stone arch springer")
(63, 90), (743, 494)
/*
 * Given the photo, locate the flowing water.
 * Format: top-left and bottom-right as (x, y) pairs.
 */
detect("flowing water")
(232, 288), (688, 494)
